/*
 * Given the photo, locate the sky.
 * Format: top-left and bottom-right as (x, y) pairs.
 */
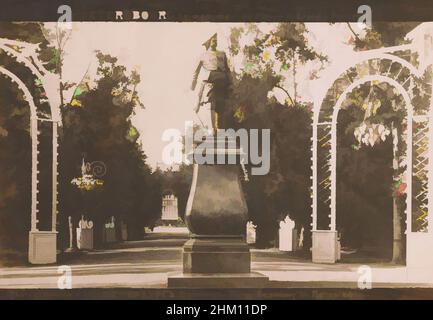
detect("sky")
(47, 22), (359, 169)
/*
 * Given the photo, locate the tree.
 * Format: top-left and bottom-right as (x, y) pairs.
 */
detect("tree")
(224, 23), (325, 248)
(59, 51), (158, 246)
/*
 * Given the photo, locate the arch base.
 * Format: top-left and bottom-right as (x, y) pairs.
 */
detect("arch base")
(406, 233), (433, 282)
(28, 231), (57, 264)
(312, 230), (341, 264)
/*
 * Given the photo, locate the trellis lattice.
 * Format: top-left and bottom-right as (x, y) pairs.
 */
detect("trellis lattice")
(412, 116), (430, 232)
(313, 47), (431, 236)
(314, 122), (333, 230)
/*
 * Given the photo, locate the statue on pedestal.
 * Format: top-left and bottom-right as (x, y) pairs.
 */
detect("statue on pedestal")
(167, 34), (268, 288)
(191, 33), (231, 133)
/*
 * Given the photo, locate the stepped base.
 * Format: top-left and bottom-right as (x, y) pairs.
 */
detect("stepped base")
(167, 272), (269, 288)
(183, 238), (250, 273)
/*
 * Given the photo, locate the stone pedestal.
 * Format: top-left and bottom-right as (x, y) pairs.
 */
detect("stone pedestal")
(312, 230), (340, 263)
(121, 221), (128, 241)
(168, 135), (268, 288)
(103, 228), (116, 243)
(185, 164), (248, 236)
(103, 216), (116, 243)
(76, 228), (94, 250)
(28, 231), (57, 264)
(279, 228), (298, 252)
(183, 238), (251, 273)
(279, 216), (297, 252)
(246, 222), (256, 244)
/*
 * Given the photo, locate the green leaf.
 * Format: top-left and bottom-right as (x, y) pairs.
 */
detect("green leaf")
(73, 87), (83, 97)
(34, 78), (43, 87)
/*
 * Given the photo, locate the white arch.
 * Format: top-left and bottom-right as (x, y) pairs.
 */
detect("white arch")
(328, 75), (413, 233)
(312, 55), (420, 232)
(0, 40), (61, 122)
(0, 66), (39, 231)
(313, 51), (420, 125)
(0, 43), (44, 81)
(0, 40), (60, 264)
(0, 66), (37, 117)
(331, 75), (414, 122)
(311, 40), (433, 267)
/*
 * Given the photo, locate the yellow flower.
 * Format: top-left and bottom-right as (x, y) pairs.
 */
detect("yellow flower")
(262, 51), (270, 62)
(71, 98), (82, 107)
(111, 88), (121, 96)
(234, 106), (246, 123)
(372, 99), (381, 114)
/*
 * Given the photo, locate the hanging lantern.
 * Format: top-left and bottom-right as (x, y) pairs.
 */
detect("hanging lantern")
(71, 158), (105, 191)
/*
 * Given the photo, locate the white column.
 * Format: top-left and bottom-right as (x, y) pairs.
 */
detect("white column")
(52, 121), (58, 232)
(330, 120), (337, 231)
(31, 116), (38, 231)
(311, 121), (317, 231)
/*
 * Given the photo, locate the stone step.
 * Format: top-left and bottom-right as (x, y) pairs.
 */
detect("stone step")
(167, 271), (269, 288)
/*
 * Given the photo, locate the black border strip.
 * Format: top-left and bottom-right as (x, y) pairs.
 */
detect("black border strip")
(0, 0), (433, 22)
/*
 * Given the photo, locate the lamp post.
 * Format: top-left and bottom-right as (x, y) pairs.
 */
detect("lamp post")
(68, 157), (106, 251)
(71, 157), (106, 191)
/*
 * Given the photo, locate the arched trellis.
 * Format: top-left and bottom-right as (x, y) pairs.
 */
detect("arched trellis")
(311, 45), (433, 266)
(0, 38), (60, 264)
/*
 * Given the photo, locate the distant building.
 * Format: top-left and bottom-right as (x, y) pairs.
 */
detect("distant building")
(161, 194), (179, 221)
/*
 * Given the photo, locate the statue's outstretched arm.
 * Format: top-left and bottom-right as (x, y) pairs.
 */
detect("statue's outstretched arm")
(191, 61), (203, 91)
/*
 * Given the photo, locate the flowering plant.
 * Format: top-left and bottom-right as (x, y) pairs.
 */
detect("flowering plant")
(71, 174), (103, 191)
(71, 159), (105, 191)
(354, 121), (390, 147)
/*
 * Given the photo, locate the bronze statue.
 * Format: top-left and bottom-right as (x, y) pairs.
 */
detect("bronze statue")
(191, 33), (231, 133)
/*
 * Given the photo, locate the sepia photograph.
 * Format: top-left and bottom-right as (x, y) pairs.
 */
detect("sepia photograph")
(1, 0), (433, 307)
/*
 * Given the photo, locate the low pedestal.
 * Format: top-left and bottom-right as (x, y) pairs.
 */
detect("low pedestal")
(28, 231), (57, 264)
(169, 237), (268, 288)
(76, 228), (94, 250)
(103, 227), (116, 243)
(312, 230), (339, 263)
(183, 237), (251, 273)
